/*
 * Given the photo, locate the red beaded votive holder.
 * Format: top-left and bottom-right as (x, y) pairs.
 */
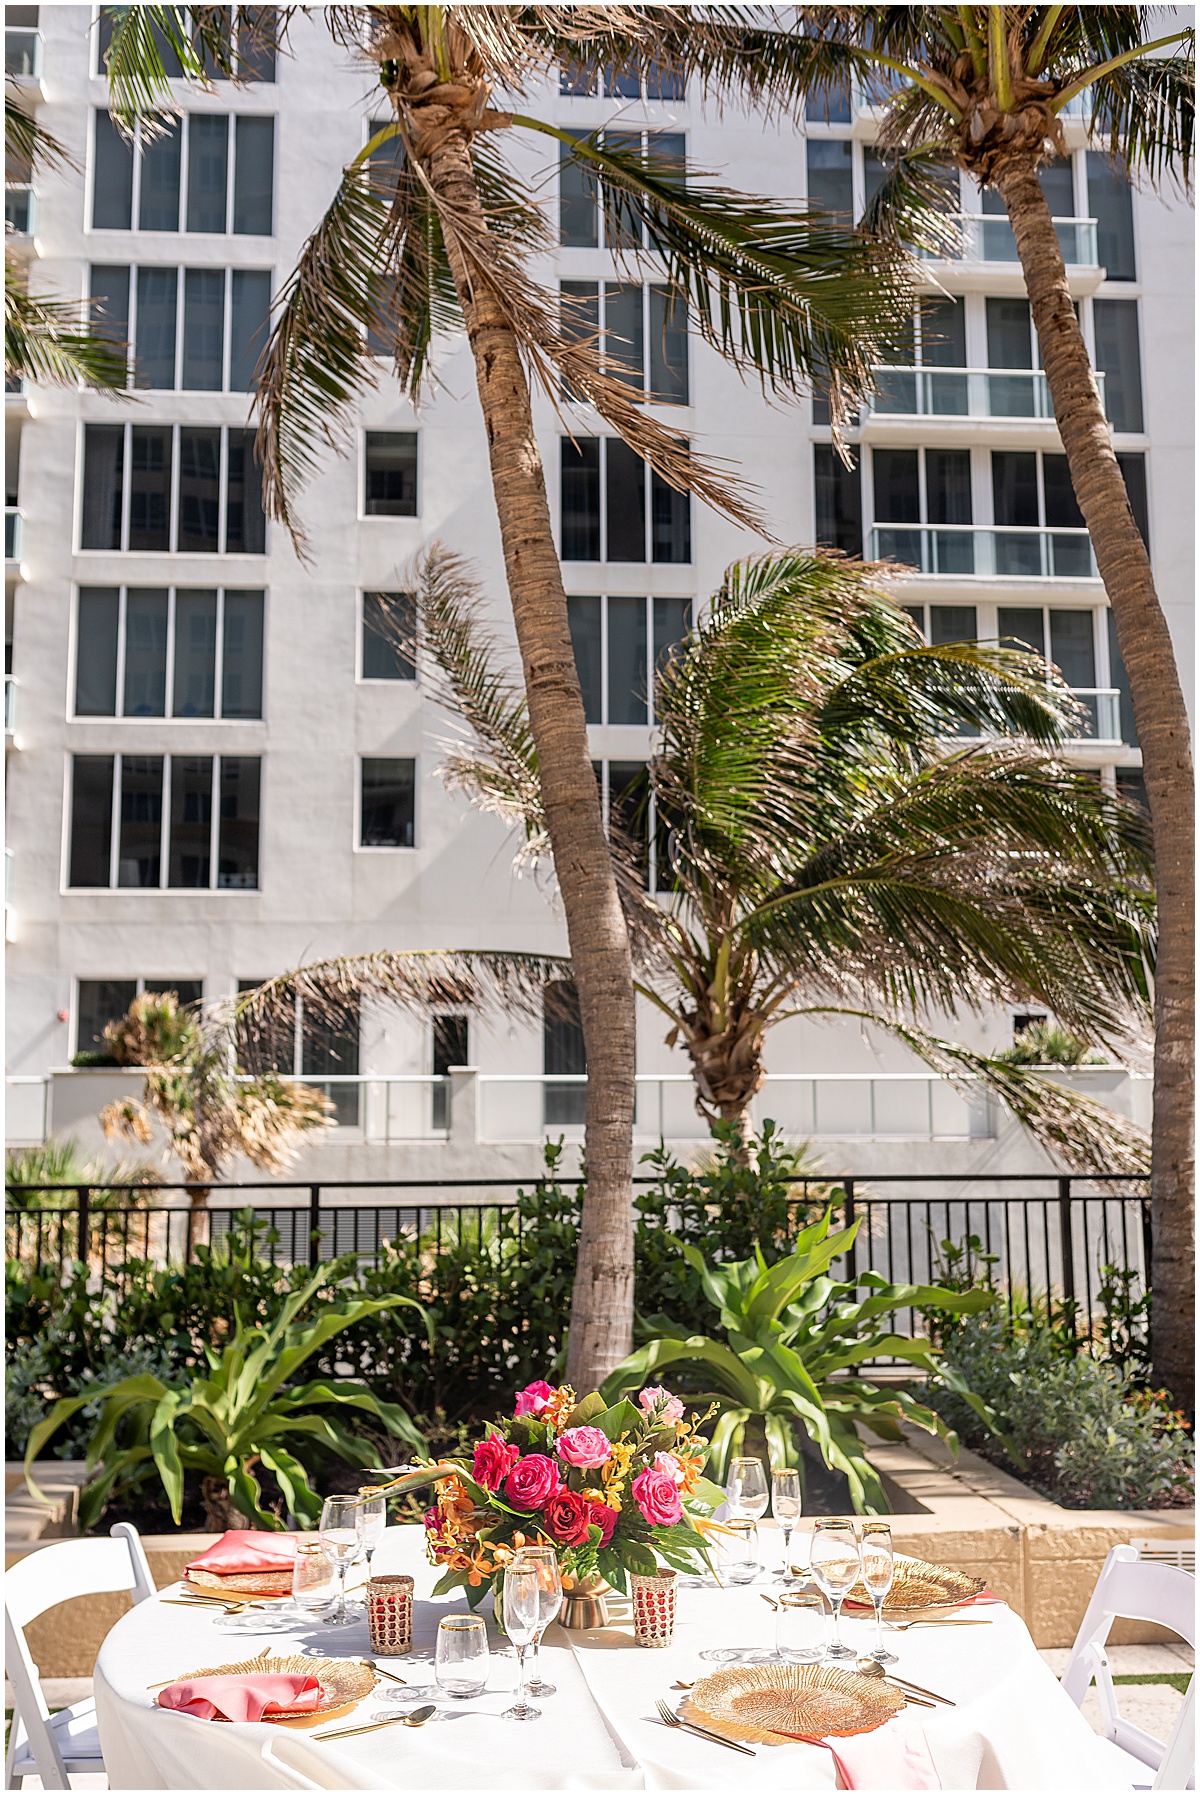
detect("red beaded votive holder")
(630, 1567), (677, 1648)
(366, 1573), (414, 1656)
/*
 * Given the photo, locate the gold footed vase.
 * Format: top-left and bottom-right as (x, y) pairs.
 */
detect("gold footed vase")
(560, 1574), (611, 1629)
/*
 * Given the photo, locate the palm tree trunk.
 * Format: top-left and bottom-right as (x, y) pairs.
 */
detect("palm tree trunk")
(420, 127), (636, 1389)
(994, 161), (1194, 1408)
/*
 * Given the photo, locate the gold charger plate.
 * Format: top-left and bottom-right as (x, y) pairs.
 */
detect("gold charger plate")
(166, 1650), (377, 1723)
(845, 1553), (987, 1613)
(185, 1567), (295, 1597)
(683, 1663), (904, 1745)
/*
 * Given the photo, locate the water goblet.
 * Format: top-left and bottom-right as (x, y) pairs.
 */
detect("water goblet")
(512, 1545), (562, 1697)
(771, 1468), (802, 1578)
(502, 1563), (542, 1721)
(809, 1518), (860, 1661)
(775, 1591), (825, 1663)
(726, 1457), (769, 1521)
(319, 1495), (362, 1627)
(860, 1520), (898, 1665)
(435, 1614), (489, 1700)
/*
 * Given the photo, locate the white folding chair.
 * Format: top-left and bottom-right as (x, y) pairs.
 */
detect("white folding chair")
(5, 1523), (155, 1790)
(1061, 1543), (1196, 1790)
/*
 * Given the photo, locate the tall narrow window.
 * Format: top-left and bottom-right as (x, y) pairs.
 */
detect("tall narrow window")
(361, 591), (416, 680)
(118, 755), (164, 887)
(128, 426), (172, 551)
(1108, 611), (1138, 747)
(182, 268), (226, 388)
(814, 446), (861, 555)
(178, 427), (222, 552)
(432, 1015), (469, 1131)
(186, 113), (228, 232)
(1093, 298), (1143, 433)
(544, 981), (586, 1125)
(363, 432), (418, 516)
(651, 466), (690, 564)
(89, 265), (130, 383)
(92, 110), (133, 228)
(134, 267), (178, 388)
(559, 280), (599, 400)
(607, 596), (648, 724)
(75, 980), (137, 1056)
(649, 285), (689, 404)
(81, 424), (124, 549)
(229, 268), (271, 390)
(1117, 452), (1149, 549)
(138, 119), (181, 230)
(302, 995), (360, 1126)
(986, 297), (1038, 417)
(559, 133), (598, 246)
(561, 439), (601, 560)
(218, 757), (261, 886)
(236, 7), (278, 81)
(221, 590), (264, 716)
(233, 115), (274, 233)
(123, 588), (168, 715)
(567, 596), (602, 722)
(225, 429), (266, 553)
(168, 756), (213, 886)
(604, 282), (644, 392)
(806, 139), (853, 215)
(172, 589), (218, 716)
(605, 438), (646, 561)
(69, 755), (115, 886)
(360, 758), (415, 847)
(75, 589), (120, 715)
(1087, 153), (1136, 280)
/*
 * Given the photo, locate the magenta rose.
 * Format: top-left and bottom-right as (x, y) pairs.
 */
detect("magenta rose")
(513, 1379), (558, 1418)
(586, 1499), (618, 1548)
(503, 1453), (562, 1510)
(422, 1505), (439, 1531)
(632, 1466), (684, 1527)
(638, 1385), (685, 1424)
(543, 1488), (593, 1547)
(556, 1426), (612, 1471)
(473, 1433), (520, 1492)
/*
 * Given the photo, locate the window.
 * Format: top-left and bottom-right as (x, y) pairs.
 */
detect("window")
(872, 446), (973, 573)
(559, 60), (685, 99)
(431, 1014), (469, 1130)
(804, 82), (852, 124)
(559, 130), (685, 248)
(559, 437), (690, 563)
(74, 587), (263, 718)
(904, 603), (979, 644)
(544, 980), (586, 1125)
(361, 591), (416, 681)
(1116, 452), (1149, 549)
(991, 450), (1093, 576)
(359, 757), (415, 847)
(806, 138), (853, 215)
(1087, 152), (1136, 280)
(560, 281), (689, 405)
(363, 432), (418, 517)
(997, 603), (1106, 735)
(80, 425), (265, 553)
(568, 595), (690, 724)
(813, 445), (862, 555)
(88, 264), (271, 391)
(236, 983), (359, 1125)
(67, 752), (260, 889)
(866, 297), (966, 419)
(1107, 610), (1138, 748)
(91, 110), (275, 235)
(75, 976), (202, 1058)
(1115, 767), (1147, 815)
(96, 9), (277, 79)
(1093, 299), (1143, 434)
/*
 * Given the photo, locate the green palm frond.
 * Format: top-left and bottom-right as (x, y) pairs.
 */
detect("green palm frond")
(5, 260), (130, 392)
(102, 3), (260, 127)
(858, 144), (965, 253)
(5, 98), (73, 174)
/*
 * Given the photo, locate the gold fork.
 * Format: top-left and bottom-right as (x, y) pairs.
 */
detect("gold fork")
(654, 1698), (757, 1757)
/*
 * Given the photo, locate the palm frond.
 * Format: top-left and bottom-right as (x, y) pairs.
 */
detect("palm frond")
(5, 99), (73, 174)
(1080, 49), (1194, 189)
(5, 260), (130, 392)
(857, 144), (965, 253)
(103, 3), (256, 128)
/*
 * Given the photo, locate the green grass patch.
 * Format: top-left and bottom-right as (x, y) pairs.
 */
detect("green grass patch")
(1112, 1672), (1192, 1694)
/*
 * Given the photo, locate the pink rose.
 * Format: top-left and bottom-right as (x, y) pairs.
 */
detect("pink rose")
(653, 1451), (685, 1485)
(556, 1426), (612, 1471)
(503, 1453), (562, 1510)
(473, 1433), (520, 1492)
(632, 1466), (684, 1527)
(514, 1380), (558, 1418)
(422, 1505), (439, 1531)
(638, 1386), (685, 1423)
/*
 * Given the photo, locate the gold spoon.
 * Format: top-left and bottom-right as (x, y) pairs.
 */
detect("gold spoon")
(314, 1702), (435, 1741)
(362, 1658), (407, 1685)
(670, 1680), (695, 1690)
(853, 1659), (937, 1708)
(760, 1593), (779, 1611)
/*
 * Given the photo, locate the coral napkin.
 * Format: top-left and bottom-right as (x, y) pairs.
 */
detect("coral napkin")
(185, 1531), (300, 1576)
(156, 1672), (322, 1723)
(825, 1720), (942, 1790)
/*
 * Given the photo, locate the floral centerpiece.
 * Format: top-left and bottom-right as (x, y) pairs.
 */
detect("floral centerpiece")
(381, 1381), (723, 1606)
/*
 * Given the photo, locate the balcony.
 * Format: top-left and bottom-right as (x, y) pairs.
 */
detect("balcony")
(5, 26), (42, 92)
(866, 366), (1105, 424)
(868, 522), (1098, 582)
(927, 213), (1098, 268)
(4, 182), (36, 245)
(5, 507), (23, 571)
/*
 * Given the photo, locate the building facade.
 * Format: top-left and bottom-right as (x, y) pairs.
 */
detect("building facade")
(5, 8), (1190, 1180)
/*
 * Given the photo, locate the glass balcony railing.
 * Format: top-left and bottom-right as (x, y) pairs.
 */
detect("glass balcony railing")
(4, 184), (35, 236)
(867, 365), (1105, 421)
(869, 522), (1098, 580)
(1068, 687), (1122, 741)
(924, 214), (1098, 268)
(5, 508), (23, 563)
(5, 28), (41, 80)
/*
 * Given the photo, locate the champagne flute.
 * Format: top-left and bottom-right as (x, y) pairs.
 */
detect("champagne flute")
(318, 1495), (361, 1627)
(860, 1520), (898, 1664)
(512, 1545), (562, 1697)
(501, 1563), (542, 1721)
(726, 1457), (769, 1521)
(809, 1518), (860, 1661)
(771, 1468), (802, 1579)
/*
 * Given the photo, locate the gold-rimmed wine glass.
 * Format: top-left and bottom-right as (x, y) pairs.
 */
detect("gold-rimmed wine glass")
(860, 1520), (897, 1664)
(771, 1468), (802, 1578)
(809, 1518), (860, 1661)
(511, 1545), (562, 1697)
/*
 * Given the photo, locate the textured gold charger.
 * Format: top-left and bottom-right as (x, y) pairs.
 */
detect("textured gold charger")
(683, 1664), (904, 1745)
(168, 1650), (377, 1722)
(845, 1554), (987, 1612)
(185, 1567), (295, 1597)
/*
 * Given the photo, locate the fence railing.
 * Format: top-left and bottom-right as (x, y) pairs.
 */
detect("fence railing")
(866, 365), (1106, 423)
(867, 522), (1099, 582)
(5, 1172), (1152, 1348)
(922, 214), (1099, 267)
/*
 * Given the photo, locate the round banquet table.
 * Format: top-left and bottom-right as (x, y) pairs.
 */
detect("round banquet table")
(94, 1523), (1133, 1791)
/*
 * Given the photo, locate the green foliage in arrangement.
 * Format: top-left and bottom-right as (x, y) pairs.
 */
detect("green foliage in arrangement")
(24, 1270), (430, 1530)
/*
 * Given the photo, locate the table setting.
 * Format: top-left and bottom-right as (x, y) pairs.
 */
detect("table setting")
(92, 1379), (1135, 1790)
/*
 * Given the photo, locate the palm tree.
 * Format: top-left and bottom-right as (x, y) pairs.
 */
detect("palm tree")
(103, 5), (917, 1388)
(241, 544), (1155, 1188)
(681, 1), (1193, 1408)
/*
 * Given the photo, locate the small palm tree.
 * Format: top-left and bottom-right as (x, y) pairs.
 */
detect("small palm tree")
(239, 545), (1154, 1181)
(103, 4), (918, 1388)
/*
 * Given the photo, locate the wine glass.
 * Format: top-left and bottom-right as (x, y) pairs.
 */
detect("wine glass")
(502, 1562), (543, 1721)
(809, 1519), (860, 1661)
(435, 1614), (489, 1699)
(318, 1495), (362, 1627)
(512, 1545), (562, 1697)
(356, 1488), (387, 1574)
(860, 1520), (898, 1664)
(771, 1468), (802, 1578)
(726, 1457), (769, 1521)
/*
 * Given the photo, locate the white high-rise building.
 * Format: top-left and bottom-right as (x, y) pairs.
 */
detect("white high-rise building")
(5, 8), (1191, 1183)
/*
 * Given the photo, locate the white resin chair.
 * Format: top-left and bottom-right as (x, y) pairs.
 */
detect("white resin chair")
(5, 1522), (155, 1790)
(1061, 1543), (1196, 1790)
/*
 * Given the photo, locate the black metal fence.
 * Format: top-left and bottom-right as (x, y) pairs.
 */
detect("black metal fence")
(6, 1171), (1151, 1344)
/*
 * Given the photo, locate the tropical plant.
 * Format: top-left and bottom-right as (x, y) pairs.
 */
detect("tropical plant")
(994, 1020), (1107, 1067)
(101, 3), (917, 1391)
(97, 992), (334, 1205)
(600, 1212), (1000, 1513)
(688, 0), (1193, 1410)
(257, 546), (1155, 1178)
(24, 1268), (431, 1530)
(4, 1137), (162, 1209)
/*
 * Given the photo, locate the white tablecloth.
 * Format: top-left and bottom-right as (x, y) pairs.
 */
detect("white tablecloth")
(94, 1524), (1130, 1792)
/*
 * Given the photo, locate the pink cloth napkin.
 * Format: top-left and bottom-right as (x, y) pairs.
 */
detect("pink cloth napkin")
(156, 1672), (322, 1723)
(825, 1720), (942, 1790)
(185, 1530), (300, 1576)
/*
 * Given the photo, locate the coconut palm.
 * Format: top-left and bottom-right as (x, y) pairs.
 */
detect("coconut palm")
(240, 545), (1155, 1191)
(103, 5), (918, 1388)
(671, 1), (1192, 1406)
